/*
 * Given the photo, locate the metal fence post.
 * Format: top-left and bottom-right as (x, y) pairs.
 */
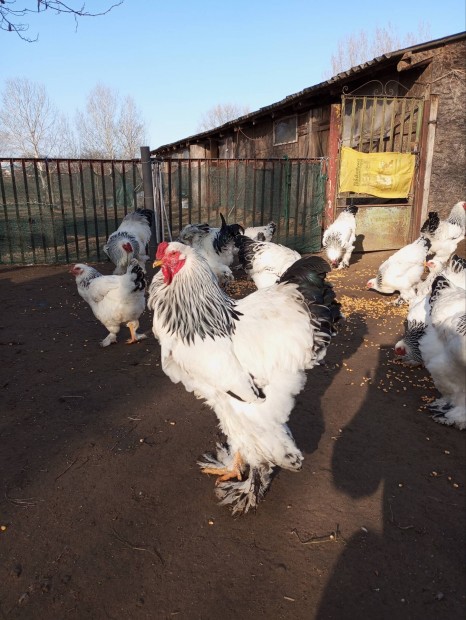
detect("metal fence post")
(140, 146), (157, 257)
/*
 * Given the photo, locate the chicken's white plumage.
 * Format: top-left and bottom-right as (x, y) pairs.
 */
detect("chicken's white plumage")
(235, 235), (301, 289)
(178, 213), (243, 287)
(103, 209), (153, 275)
(420, 201), (466, 267)
(395, 254), (466, 366)
(420, 275), (466, 430)
(367, 236), (431, 305)
(322, 205), (358, 269)
(243, 221), (277, 242)
(71, 259), (147, 347)
(394, 254), (466, 366)
(148, 241), (342, 513)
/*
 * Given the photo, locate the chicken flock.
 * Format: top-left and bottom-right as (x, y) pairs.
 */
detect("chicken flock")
(70, 200), (466, 514)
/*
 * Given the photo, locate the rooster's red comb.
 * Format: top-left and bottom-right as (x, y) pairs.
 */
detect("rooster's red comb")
(156, 241), (169, 259)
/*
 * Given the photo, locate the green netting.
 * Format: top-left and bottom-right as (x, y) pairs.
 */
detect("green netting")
(0, 160), (142, 264)
(160, 158), (326, 253)
(1, 158), (326, 264)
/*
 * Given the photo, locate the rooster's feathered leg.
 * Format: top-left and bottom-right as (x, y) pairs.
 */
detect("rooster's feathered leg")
(199, 450), (244, 484)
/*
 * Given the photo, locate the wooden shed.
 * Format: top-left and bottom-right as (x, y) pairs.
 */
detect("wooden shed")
(152, 32), (466, 252)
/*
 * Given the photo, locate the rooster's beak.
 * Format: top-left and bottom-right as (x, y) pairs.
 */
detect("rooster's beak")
(153, 259), (162, 268)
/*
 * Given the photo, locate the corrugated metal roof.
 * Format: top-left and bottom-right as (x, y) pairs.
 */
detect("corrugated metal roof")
(153, 31), (466, 153)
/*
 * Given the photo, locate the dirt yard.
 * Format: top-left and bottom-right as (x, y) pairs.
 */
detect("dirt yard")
(0, 250), (464, 620)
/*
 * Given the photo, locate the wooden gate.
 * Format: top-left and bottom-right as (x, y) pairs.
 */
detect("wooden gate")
(336, 86), (425, 251)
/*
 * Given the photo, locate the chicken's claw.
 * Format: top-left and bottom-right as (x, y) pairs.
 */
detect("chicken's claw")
(125, 333), (147, 345)
(126, 321), (147, 344)
(200, 451), (244, 484)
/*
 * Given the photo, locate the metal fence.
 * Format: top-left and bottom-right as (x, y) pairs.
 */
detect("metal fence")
(0, 156), (327, 265)
(154, 157), (327, 254)
(0, 158), (143, 265)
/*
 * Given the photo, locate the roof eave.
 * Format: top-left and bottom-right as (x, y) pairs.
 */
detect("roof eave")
(152, 30), (466, 154)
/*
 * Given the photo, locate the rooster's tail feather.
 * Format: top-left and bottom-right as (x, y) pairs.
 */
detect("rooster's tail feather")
(280, 255), (344, 364)
(135, 208), (154, 227)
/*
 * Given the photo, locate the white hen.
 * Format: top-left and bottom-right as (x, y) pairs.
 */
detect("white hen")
(71, 259), (147, 347)
(243, 221), (277, 242)
(420, 201), (466, 267)
(103, 209), (153, 275)
(178, 213), (244, 287)
(419, 275), (466, 430)
(148, 241), (342, 513)
(234, 234), (301, 289)
(322, 205), (358, 269)
(394, 254), (466, 366)
(366, 236), (431, 305)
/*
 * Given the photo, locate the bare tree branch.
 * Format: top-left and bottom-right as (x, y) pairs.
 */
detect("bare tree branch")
(0, 77), (75, 157)
(76, 84), (147, 158)
(0, 0), (124, 42)
(0, 78), (147, 158)
(327, 21), (432, 77)
(198, 102), (251, 132)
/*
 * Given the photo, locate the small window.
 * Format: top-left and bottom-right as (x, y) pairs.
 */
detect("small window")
(273, 115), (297, 145)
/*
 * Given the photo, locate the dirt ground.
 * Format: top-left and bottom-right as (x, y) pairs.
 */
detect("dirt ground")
(0, 249), (465, 620)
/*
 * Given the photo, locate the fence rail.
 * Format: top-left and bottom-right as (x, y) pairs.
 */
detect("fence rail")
(0, 156), (327, 265)
(154, 157), (327, 254)
(0, 158), (143, 265)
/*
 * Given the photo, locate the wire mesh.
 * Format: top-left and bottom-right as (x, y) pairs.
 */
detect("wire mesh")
(156, 158), (326, 253)
(1, 157), (326, 264)
(0, 159), (143, 265)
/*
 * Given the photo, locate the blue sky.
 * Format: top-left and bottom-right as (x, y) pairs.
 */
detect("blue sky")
(2, 0), (465, 149)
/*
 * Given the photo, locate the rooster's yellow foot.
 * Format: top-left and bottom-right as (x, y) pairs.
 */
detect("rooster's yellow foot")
(201, 451), (244, 485)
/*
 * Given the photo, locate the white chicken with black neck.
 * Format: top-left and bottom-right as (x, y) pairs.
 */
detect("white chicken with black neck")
(148, 240), (343, 514)
(71, 259), (147, 347)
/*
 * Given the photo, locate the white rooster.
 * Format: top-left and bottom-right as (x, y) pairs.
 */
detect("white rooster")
(178, 213), (244, 287)
(366, 236), (431, 305)
(71, 259), (147, 347)
(394, 254), (466, 367)
(235, 234), (301, 289)
(103, 209), (153, 275)
(419, 275), (466, 430)
(243, 221), (277, 242)
(148, 241), (342, 514)
(420, 201), (466, 268)
(322, 205), (358, 269)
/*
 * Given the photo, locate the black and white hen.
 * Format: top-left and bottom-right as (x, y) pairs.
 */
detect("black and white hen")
(71, 259), (147, 347)
(103, 209), (153, 275)
(394, 254), (466, 366)
(178, 213), (244, 287)
(244, 221), (277, 242)
(235, 234), (301, 289)
(148, 241), (342, 513)
(420, 201), (466, 268)
(419, 274), (466, 430)
(366, 236), (431, 305)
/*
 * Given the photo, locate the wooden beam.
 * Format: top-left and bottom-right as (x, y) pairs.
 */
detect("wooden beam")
(418, 95), (439, 229)
(324, 103), (341, 229)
